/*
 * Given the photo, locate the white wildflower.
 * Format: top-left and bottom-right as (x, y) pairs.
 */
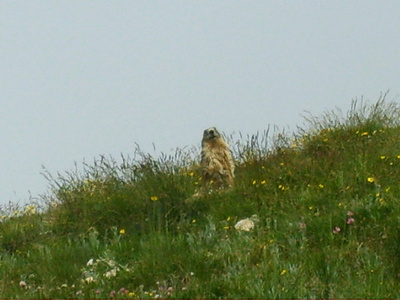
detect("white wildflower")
(104, 267), (119, 278)
(19, 281), (28, 289)
(84, 276), (95, 283)
(86, 258), (94, 266)
(105, 259), (117, 268)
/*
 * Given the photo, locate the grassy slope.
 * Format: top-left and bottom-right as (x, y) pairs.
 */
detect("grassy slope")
(1, 98), (400, 299)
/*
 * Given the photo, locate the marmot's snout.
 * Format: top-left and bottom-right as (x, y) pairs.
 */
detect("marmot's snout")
(208, 129), (217, 139)
(204, 127), (218, 140)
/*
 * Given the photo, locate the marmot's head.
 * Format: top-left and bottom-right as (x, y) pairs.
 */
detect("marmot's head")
(202, 127), (221, 142)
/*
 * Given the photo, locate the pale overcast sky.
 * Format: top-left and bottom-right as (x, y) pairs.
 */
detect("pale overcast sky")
(1, 1), (399, 206)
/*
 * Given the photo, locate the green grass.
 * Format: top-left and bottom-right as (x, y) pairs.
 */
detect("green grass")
(2, 95), (400, 298)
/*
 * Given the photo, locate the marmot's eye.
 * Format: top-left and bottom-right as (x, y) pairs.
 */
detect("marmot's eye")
(209, 130), (214, 135)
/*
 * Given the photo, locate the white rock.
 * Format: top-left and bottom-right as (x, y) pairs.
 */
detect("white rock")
(235, 218), (254, 231)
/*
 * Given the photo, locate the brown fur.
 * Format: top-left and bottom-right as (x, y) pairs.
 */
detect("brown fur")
(200, 127), (235, 189)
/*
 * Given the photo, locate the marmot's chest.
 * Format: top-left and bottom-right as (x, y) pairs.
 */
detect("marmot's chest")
(203, 145), (227, 158)
(202, 150), (230, 173)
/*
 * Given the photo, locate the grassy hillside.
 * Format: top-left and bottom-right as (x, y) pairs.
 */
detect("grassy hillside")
(2, 97), (400, 299)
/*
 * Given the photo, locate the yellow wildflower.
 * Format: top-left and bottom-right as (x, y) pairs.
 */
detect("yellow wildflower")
(150, 196), (159, 201)
(119, 229), (126, 234)
(367, 177), (375, 183)
(280, 269), (287, 275)
(24, 205), (36, 215)
(278, 184), (288, 191)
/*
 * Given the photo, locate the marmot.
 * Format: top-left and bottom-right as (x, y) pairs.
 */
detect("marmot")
(200, 127), (235, 189)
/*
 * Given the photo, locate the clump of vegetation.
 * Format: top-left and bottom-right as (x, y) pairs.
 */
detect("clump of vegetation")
(1, 95), (400, 299)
